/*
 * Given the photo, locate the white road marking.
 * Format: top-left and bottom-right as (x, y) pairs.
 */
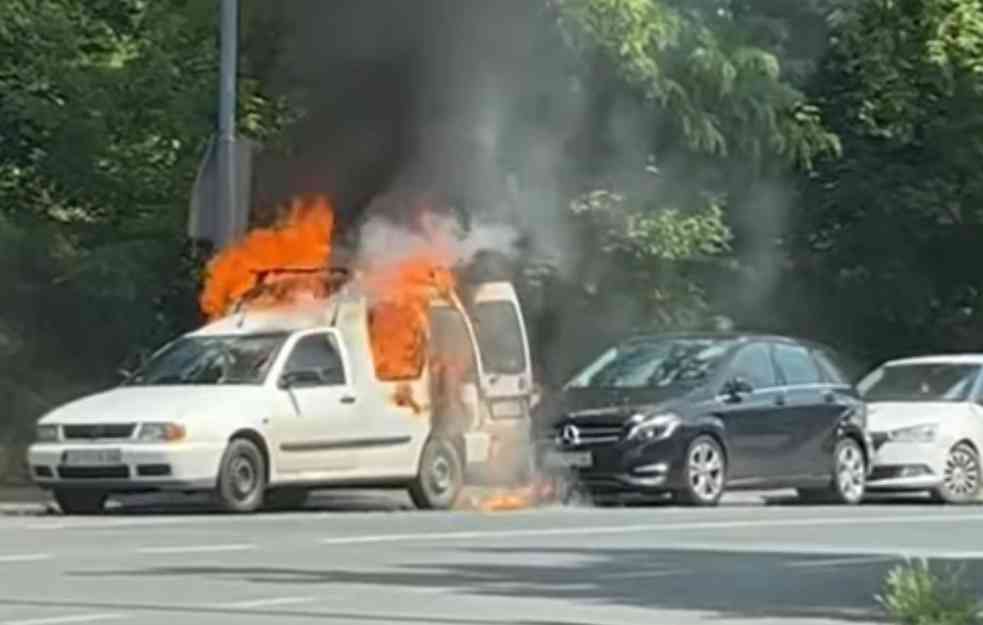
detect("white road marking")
(614, 541), (983, 560)
(0, 554), (52, 563)
(318, 513), (983, 546)
(604, 568), (691, 580)
(135, 544), (255, 555)
(0, 614), (123, 625)
(218, 596), (317, 609)
(16, 504), (760, 531)
(785, 556), (898, 568)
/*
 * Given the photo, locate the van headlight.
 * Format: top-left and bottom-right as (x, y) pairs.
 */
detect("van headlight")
(888, 423), (937, 443)
(626, 413), (681, 442)
(137, 422), (186, 442)
(35, 424), (60, 443)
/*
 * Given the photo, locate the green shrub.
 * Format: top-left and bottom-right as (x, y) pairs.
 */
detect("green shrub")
(877, 560), (980, 625)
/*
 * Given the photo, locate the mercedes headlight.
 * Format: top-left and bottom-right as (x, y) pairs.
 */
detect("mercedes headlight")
(887, 423), (937, 443)
(626, 413), (681, 442)
(35, 424), (60, 443)
(137, 422), (186, 442)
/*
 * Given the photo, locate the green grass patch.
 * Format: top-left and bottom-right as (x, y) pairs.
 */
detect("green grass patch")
(878, 560), (980, 625)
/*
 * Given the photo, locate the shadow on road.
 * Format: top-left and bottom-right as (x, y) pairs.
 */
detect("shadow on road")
(0, 598), (601, 625)
(62, 544), (975, 622)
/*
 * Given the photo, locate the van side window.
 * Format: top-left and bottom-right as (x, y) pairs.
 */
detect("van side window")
(284, 334), (346, 386)
(728, 343), (777, 389)
(472, 301), (527, 375)
(368, 302), (426, 381)
(773, 343), (821, 386)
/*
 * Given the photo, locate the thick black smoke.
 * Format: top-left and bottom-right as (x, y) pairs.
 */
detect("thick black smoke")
(247, 1), (572, 239)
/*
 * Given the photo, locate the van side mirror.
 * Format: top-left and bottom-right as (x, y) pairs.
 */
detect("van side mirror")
(722, 376), (754, 401)
(278, 370), (322, 389)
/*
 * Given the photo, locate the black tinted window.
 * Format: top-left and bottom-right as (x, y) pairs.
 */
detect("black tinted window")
(728, 344), (776, 389)
(773, 343), (821, 386)
(284, 334), (346, 385)
(567, 338), (737, 389)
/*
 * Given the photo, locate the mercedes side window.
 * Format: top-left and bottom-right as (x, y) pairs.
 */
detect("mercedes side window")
(728, 343), (777, 390)
(813, 349), (849, 386)
(283, 334), (347, 386)
(773, 343), (822, 386)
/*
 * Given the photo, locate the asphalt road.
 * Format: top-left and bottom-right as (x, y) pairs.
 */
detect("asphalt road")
(0, 490), (981, 625)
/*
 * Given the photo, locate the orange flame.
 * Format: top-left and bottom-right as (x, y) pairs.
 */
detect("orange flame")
(200, 196), (335, 320)
(455, 479), (556, 513)
(198, 194), (459, 385)
(364, 255), (457, 381)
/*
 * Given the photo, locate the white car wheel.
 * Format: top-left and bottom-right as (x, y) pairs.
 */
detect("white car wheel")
(933, 443), (981, 504)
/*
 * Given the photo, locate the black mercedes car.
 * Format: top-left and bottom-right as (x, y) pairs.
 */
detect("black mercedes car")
(535, 333), (873, 506)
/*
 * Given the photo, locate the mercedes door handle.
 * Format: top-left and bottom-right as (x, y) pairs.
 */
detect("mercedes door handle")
(341, 396), (356, 404)
(773, 394), (786, 406)
(823, 391), (836, 403)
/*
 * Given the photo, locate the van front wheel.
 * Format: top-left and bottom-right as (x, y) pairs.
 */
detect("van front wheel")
(215, 438), (267, 513)
(409, 437), (463, 510)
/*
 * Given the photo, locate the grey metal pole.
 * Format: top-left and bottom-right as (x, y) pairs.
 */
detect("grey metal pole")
(217, 0), (239, 248)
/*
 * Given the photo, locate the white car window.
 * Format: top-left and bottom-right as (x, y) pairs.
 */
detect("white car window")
(860, 363), (981, 402)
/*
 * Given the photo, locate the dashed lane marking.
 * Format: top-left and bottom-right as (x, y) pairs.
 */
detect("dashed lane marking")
(135, 544), (256, 555)
(0, 614), (124, 625)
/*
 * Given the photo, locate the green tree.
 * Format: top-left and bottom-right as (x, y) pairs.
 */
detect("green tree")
(0, 0), (288, 480)
(781, 0), (983, 365)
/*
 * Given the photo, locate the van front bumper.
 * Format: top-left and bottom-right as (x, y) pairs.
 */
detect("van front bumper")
(27, 442), (225, 492)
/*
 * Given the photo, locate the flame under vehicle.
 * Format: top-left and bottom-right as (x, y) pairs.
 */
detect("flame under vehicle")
(28, 267), (535, 514)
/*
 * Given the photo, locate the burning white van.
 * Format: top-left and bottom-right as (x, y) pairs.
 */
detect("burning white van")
(28, 267), (535, 514)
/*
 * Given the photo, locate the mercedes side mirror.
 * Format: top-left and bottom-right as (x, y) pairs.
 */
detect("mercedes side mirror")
(722, 376), (754, 401)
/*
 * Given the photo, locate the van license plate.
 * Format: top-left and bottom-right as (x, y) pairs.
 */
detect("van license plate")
(544, 451), (593, 469)
(63, 449), (122, 466)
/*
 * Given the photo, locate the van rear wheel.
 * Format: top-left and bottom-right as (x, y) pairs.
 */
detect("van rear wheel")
(409, 436), (463, 510)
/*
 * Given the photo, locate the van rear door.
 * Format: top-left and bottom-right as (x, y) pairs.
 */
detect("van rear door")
(469, 282), (533, 418)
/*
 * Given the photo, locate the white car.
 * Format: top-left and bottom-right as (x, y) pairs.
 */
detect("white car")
(28, 277), (536, 514)
(859, 355), (983, 503)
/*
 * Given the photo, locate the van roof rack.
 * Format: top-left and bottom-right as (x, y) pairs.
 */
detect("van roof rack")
(231, 266), (352, 315)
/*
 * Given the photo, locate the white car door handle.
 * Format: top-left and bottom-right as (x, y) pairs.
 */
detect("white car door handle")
(341, 396), (356, 404)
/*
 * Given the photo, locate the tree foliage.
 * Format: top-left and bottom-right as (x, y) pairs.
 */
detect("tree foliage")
(778, 0), (983, 362)
(0, 0), (288, 479)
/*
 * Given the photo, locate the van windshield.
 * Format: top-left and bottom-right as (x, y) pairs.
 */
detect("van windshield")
(126, 334), (287, 386)
(566, 338), (737, 389)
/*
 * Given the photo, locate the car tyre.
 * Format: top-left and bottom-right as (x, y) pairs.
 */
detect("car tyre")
(675, 435), (726, 506)
(932, 442), (981, 505)
(215, 438), (267, 513)
(832, 437), (867, 504)
(54, 489), (107, 515)
(263, 487), (309, 511)
(409, 436), (463, 510)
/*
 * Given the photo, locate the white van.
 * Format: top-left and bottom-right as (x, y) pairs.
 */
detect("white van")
(28, 272), (535, 514)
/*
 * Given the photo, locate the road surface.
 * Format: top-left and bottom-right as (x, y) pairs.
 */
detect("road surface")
(0, 490), (981, 625)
